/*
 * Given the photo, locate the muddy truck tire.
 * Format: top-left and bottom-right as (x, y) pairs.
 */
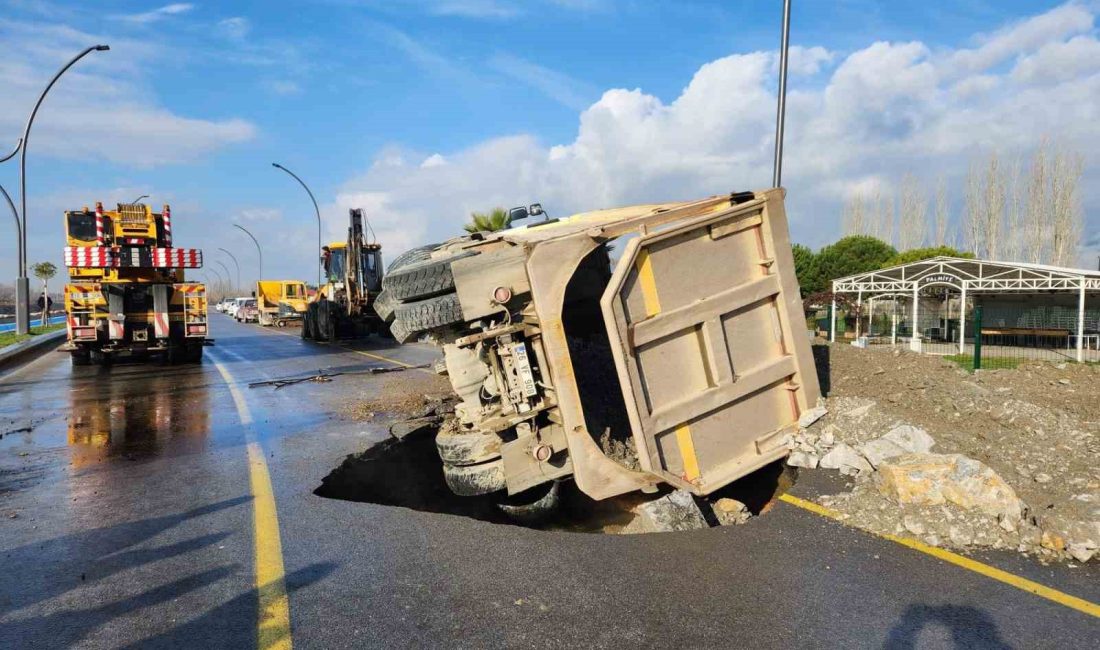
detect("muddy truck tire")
(442, 457), (506, 496)
(388, 244), (438, 272)
(435, 426), (502, 466)
(381, 250), (476, 302)
(390, 293), (464, 341)
(373, 289), (399, 323)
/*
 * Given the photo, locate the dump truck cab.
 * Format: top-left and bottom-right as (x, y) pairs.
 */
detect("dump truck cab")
(255, 280), (308, 327)
(379, 189), (820, 504)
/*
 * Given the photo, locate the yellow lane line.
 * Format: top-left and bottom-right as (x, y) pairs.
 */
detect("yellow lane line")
(213, 359), (293, 649)
(260, 321), (428, 371)
(778, 493), (1100, 619)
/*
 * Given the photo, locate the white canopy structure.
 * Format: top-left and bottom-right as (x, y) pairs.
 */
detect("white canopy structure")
(830, 256), (1100, 362)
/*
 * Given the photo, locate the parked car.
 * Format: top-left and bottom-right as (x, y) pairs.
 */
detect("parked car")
(225, 297), (251, 319)
(236, 300), (259, 323)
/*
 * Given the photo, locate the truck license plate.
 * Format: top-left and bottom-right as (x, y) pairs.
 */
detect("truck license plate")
(512, 343), (538, 397)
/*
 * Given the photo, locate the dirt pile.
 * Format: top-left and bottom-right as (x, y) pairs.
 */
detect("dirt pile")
(341, 367), (452, 421)
(794, 344), (1099, 563)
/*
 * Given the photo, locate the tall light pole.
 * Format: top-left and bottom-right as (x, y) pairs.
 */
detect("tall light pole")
(272, 163), (322, 289)
(131, 194), (149, 204)
(16, 44), (110, 335)
(772, 0), (792, 189)
(217, 247), (241, 292)
(2, 139), (22, 289)
(234, 224), (263, 286)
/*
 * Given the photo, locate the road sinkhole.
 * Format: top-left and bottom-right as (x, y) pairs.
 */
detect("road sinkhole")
(314, 418), (798, 534)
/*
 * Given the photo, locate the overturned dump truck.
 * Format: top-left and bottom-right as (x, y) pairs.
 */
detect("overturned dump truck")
(379, 189), (820, 510)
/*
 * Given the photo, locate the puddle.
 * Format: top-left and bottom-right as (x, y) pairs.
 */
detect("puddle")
(315, 422), (798, 534)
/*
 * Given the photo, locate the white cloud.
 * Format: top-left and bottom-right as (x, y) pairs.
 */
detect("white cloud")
(117, 3), (194, 24)
(0, 19), (256, 166)
(784, 45), (836, 76)
(217, 16), (251, 40)
(266, 80), (303, 95)
(429, 0), (518, 18)
(489, 53), (597, 110)
(330, 2), (1100, 264)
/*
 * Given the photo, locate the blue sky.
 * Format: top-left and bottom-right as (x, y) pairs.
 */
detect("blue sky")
(1, 0), (1096, 287)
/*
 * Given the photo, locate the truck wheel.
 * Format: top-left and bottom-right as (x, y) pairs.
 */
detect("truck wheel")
(70, 350), (91, 366)
(373, 289), (398, 323)
(435, 427), (501, 466)
(388, 244), (438, 271)
(185, 345), (204, 363)
(442, 457), (506, 496)
(381, 251), (476, 302)
(497, 481), (560, 524)
(391, 293), (464, 342)
(90, 350), (110, 366)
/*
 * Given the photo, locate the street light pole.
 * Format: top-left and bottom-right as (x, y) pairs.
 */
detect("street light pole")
(217, 247), (242, 293)
(234, 224), (263, 287)
(2, 139), (22, 291)
(16, 44), (109, 335)
(772, 0), (792, 189)
(272, 163), (322, 290)
(131, 194), (149, 204)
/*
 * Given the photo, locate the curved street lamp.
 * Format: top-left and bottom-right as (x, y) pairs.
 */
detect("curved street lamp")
(217, 247), (241, 292)
(233, 223), (263, 283)
(131, 194), (149, 204)
(15, 43), (109, 335)
(272, 163), (322, 289)
(1, 139), (22, 285)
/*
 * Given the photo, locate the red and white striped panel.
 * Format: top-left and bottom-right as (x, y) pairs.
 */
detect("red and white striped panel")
(108, 319), (125, 340)
(151, 248), (202, 268)
(154, 311), (170, 338)
(64, 246), (116, 267)
(162, 205), (172, 247)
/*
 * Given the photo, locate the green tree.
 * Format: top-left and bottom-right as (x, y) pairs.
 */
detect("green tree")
(883, 246), (975, 267)
(32, 261), (58, 326)
(791, 243), (817, 297)
(463, 207), (511, 233)
(812, 236), (896, 291)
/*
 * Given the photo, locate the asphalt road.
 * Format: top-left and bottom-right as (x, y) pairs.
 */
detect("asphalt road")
(1, 315), (1097, 648)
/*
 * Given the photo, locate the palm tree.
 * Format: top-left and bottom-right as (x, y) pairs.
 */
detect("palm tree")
(31, 261), (57, 327)
(463, 207), (511, 233)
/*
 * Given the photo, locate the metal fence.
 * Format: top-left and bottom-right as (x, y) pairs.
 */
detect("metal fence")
(832, 292), (1100, 369)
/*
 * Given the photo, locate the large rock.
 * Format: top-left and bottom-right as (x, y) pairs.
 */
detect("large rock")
(875, 453), (1023, 520)
(819, 443), (873, 475)
(622, 490), (709, 533)
(798, 406), (828, 429)
(859, 425), (936, 468)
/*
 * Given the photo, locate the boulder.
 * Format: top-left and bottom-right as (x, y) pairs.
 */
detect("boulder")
(819, 443), (873, 475)
(623, 490), (709, 533)
(874, 453), (1023, 520)
(713, 498), (751, 526)
(859, 438), (908, 468)
(882, 425), (935, 454)
(798, 405), (828, 429)
(787, 451), (819, 469)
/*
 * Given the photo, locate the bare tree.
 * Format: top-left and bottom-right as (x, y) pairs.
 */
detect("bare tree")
(982, 153), (1006, 260)
(841, 192), (867, 237)
(963, 161), (985, 257)
(1050, 147), (1084, 266)
(1004, 156), (1024, 261)
(869, 187), (894, 244)
(934, 175), (949, 247)
(1024, 141), (1049, 263)
(897, 173), (927, 250)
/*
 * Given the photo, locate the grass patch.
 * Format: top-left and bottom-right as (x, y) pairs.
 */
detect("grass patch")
(0, 323), (65, 348)
(943, 354), (1021, 372)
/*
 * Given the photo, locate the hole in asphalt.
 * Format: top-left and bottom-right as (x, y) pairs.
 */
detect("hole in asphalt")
(314, 421), (798, 534)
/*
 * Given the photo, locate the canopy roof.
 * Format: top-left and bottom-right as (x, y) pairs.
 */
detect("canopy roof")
(833, 256), (1100, 294)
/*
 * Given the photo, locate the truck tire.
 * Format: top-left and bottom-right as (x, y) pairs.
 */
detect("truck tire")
(390, 293), (464, 342)
(184, 345), (204, 363)
(435, 427), (501, 466)
(381, 250), (476, 302)
(442, 457), (506, 496)
(373, 289), (398, 323)
(497, 481), (560, 523)
(388, 244), (438, 272)
(70, 350), (91, 366)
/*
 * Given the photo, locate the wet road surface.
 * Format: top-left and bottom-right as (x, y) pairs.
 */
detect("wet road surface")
(1, 315), (1097, 648)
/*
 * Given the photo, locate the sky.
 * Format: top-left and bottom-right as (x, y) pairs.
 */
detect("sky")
(1, 0), (1098, 289)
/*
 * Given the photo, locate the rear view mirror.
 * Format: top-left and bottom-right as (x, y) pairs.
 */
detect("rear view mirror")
(508, 206), (530, 222)
(528, 203), (544, 217)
